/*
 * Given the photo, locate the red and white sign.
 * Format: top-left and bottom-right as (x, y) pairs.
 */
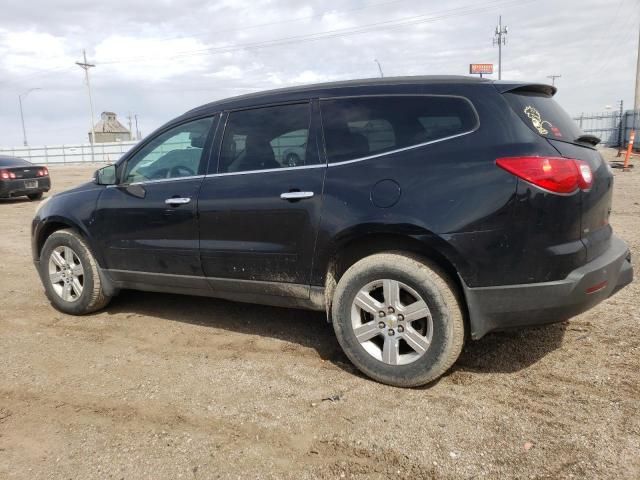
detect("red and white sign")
(469, 63), (494, 75)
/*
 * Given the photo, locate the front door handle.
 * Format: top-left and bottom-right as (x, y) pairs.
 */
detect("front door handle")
(165, 197), (191, 206)
(280, 191), (314, 200)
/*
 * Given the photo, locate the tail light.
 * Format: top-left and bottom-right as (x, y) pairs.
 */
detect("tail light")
(37, 168), (49, 177)
(0, 170), (16, 180)
(496, 156), (593, 194)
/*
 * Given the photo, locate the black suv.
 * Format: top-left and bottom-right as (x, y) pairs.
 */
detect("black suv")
(32, 76), (633, 386)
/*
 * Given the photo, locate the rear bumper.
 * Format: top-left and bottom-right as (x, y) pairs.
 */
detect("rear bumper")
(464, 235), (633, 339)
(0, 177), (51, 198)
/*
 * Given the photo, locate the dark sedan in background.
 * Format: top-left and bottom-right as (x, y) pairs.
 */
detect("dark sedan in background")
(0, 155), (51, 200)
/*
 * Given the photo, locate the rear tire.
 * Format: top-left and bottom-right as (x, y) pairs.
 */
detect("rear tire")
(331, 252), (465, 387)
(28, 192), (43, 201)
(39, 229), (111, 315)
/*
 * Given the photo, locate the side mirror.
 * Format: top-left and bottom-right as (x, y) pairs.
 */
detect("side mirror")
(94, 164), (117, 185)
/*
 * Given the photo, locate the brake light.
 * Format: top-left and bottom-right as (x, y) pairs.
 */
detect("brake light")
(496, 156), (593, 194)
(0, 170), (16, 180)
(37, 168), (49, 177)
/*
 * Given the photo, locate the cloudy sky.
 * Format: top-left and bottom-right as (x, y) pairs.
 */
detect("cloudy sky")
(0, 0), (638, 146)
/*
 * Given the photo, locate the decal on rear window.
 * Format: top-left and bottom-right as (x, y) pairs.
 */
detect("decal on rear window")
(524, 106), (552, 135)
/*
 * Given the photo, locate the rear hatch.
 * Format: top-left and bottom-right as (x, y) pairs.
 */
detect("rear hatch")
(503, 86), (613, 261)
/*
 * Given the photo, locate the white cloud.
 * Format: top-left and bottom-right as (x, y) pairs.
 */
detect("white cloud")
(0, 29), (73, 74)
(94, 35), (210, 80)
(0, 0), (638, 145)
(206, 65), (244, 80)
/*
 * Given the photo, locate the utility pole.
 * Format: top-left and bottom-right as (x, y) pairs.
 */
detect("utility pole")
(76, 49), (96, 161)
(618, 99), (624, 148)
(624, 24), (640, 170)
(634, 24), (640, 130)
(18, 88), (41, 146)
(127, 113), (133, 140)
(493, 15), (508, 80)
(134, 114), (141, 140)
(547, 74), (561, 86)
(374, 59), (384, 78)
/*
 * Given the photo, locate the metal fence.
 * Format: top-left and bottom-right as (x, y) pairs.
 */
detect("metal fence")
(0, 141), (138, 164)
(573, 110), (640, 148)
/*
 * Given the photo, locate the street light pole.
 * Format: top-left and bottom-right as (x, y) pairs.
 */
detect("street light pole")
(18, 88), (42, 147)
(374, 59), (384, 78)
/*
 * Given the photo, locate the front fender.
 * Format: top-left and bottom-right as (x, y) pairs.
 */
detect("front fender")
(31, 183), (105, 265)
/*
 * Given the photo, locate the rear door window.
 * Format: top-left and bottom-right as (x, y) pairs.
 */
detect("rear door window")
(504, 91), (583, 141)
(320, 96), (478, 163)
(219, 103), (316, 173)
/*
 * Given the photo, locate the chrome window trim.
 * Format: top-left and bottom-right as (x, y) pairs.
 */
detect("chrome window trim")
(107, 175), (205, 188)
(327, 129), (478, 167)
(205, 163), (325, 178)
(318, 93), (480, 167)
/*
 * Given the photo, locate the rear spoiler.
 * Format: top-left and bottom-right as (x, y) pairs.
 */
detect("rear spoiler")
(493, 82), (557, 96)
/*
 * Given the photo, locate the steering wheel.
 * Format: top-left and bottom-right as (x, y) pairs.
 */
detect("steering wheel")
(169, 165), (195, 178)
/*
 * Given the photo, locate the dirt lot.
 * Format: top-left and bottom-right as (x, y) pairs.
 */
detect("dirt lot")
(0, 150), (638, 479)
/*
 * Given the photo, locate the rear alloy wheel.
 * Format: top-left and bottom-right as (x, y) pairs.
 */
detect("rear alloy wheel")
(352, 279), (433, 366)
(40, 229), (111, 314)
(332, 253), (465, 387)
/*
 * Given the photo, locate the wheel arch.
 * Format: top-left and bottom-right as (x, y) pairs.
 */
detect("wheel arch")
(321, 232), (470, 331)
(35, 216), (99, 264)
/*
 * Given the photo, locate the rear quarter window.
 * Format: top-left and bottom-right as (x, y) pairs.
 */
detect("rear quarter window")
(504, 91), (583, 141)
(320, 96), (478, 163)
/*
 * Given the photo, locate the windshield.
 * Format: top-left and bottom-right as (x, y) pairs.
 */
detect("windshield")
(504, 91), (584, 142)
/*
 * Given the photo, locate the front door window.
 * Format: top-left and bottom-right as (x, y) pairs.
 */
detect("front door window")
(124, 117), (215, 183)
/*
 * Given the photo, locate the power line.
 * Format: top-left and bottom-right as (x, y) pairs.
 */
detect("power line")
(1, 0), (531, 87)
(1, 0), (504, 79)
(148, 0), (424, 44)
(98, 0), (531, 66)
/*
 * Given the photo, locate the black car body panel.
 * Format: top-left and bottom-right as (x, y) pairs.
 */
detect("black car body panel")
(31, 76), (633, 339)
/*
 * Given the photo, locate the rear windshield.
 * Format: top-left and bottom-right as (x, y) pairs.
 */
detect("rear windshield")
(504, 91), (583, 141)
(0, 157), (30, 167)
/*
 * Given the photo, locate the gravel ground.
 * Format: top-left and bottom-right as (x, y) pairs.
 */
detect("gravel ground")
(0, 149), (638, 479)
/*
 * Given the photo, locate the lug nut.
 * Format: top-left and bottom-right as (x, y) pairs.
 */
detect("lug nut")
(388, 306), (395, 314)
(397, 325), (405, 333)
(378, 311), (386, 317)
(378, 321), (385, 329)
(398, 314), (404, 321)
(388, 329), (395, 336)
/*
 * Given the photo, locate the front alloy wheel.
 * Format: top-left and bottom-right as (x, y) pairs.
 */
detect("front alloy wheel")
(39, 229), (112, 314)
(48, 246), (84, 302)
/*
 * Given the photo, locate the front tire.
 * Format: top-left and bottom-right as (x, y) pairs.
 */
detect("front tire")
(332, 253), (465, 387)
(39, 229), (111, 314)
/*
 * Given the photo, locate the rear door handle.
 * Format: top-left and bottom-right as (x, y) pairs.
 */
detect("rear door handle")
(280, 191), (314, 200)
(165, 197), (191, 206)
